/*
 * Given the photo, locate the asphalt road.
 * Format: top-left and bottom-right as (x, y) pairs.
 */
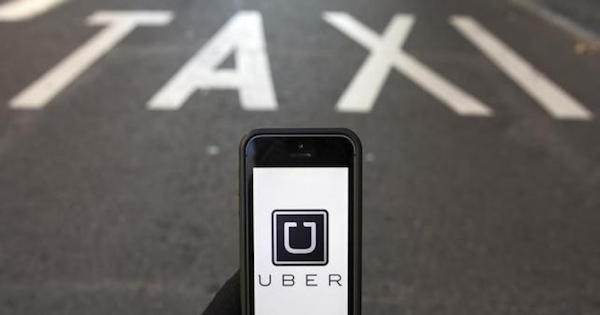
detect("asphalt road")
(1, 0), (600, 315)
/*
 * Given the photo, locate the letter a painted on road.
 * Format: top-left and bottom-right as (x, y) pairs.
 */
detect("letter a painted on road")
(148, 11), (277, 111)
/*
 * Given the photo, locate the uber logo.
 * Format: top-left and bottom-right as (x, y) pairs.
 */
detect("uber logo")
(272, 210), (328, 266)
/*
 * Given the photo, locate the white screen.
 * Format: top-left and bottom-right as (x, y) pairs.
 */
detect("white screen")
(253, 167), (349, 315)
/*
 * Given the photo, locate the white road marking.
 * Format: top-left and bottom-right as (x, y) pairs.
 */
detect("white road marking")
(0, 0), (67, 22)
(9, 11), (173, 109)
(450, 16), (593, 120)
(324, 12), (492, 116)
(148, 11), (277, 111)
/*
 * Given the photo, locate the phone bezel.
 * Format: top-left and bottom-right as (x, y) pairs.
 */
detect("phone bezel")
(240, 128), (362, 315)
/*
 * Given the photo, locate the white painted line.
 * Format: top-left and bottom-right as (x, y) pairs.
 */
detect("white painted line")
(0, 0), (67, 22)
(326, 14), (413, 114)
(324, 12), (492, 116)
(451, 16), (593, 120)
(9, 11), (173, 109)
(148, 11), (277, 111)
(510, 0), (600, 49)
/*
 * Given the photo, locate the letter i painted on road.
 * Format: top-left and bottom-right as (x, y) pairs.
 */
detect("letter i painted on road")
(451, 16), (592, 120)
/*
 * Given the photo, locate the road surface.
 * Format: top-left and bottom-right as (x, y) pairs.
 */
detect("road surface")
(1, 0), (599, 314)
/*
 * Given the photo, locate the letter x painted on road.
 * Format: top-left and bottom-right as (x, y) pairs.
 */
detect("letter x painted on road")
(324, 12), (493, 116)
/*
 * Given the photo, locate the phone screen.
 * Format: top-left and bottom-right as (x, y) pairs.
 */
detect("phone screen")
(252, 167), (349, 315)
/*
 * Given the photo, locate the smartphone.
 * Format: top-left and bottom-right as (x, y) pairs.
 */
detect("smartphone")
(240, 128), (362, 315)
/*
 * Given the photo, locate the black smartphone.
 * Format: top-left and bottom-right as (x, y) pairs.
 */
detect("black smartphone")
(240, 128), (362, 315)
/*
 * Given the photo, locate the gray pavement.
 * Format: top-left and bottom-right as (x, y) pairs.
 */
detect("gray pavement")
(538, 0), (600, 33)
(1, 0), (600, 314)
